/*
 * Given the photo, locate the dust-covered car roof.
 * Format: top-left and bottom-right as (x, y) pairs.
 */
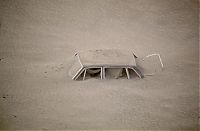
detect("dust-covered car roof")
(78, 49), (137, 67)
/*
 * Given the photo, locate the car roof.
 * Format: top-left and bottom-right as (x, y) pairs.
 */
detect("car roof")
(78, 49), (137, 67)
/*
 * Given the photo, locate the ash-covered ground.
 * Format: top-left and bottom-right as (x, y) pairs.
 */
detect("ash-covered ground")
(0, 0), (199, 130)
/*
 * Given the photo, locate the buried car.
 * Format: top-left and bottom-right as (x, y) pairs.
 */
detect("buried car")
(69, 49), (144, 80)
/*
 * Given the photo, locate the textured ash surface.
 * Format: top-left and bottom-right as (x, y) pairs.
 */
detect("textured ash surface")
(0, 0), (199, 130)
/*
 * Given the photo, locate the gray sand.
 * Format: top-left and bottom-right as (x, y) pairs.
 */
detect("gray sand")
(0, 0), (199, 130)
